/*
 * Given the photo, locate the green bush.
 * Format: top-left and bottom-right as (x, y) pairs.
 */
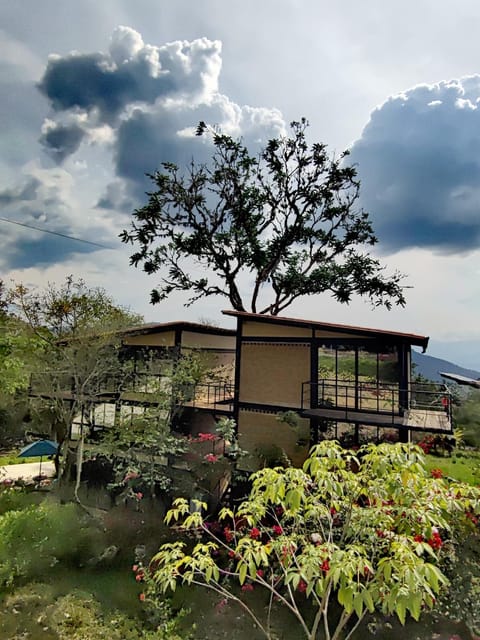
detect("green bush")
(0, 501), (100, 586)
(0, 486), (43, 515)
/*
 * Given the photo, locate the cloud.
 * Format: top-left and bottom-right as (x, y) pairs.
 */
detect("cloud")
(350, 77), (480, 254)
(0, 166), (116, 270)
(39, 120), (86, 163)
(4, 26), (287, 274)
(36, 26), (285, 192)
(38, 26), (222, 127)
(0, 177), (41, 204)
(114, 95), (285, 199)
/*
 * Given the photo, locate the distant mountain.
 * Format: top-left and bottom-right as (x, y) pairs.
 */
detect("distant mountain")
(412, 350), (480, 383)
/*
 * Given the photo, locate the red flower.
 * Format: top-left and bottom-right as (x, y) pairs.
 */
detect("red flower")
(256, 569), (264, 578)
(427, 532), (442, 550)
(228, 550), (236, 558)
(139, 593), (146, 602)
(197, 432), (217, 442)
(224, 527), (234, 542)
(250, 527), (261, 540)
(320, 559), (330, 573)
(241, 583), (254, 592)
(413, 534), (424, 543)
(204, 453), (219, 463)
(136, 573), (144, 582)
(272, 525), (283, 536)
(297, 579), (307, 593)
(431, 468), (443, 479)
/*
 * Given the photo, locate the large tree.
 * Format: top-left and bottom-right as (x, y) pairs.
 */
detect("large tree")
(9, 277), (143, 491)
(121, 119), (406, 315)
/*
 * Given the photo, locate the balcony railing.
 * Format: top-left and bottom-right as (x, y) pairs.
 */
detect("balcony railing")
(29, 371), (234, 412)
(301, 378), (452, 425)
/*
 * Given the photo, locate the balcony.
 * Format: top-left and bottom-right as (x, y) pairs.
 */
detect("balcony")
(29, 372), (234, 413)
(301, 379), (453, 433)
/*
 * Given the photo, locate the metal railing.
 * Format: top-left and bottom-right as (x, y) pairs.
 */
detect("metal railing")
(183, 382), (235, 411)
(301, 378), (452, 422)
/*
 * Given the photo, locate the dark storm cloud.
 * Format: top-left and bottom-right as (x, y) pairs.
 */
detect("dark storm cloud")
(349, 77), (480, 254)
(37, 27), (221, 124)
(39, 122), (86, 163)
(95, 181), (134, 212)
(114, 99), (286, 201)
(6, 230), (95, 269)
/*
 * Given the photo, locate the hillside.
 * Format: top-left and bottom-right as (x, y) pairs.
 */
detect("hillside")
(412, 349), (480, 383)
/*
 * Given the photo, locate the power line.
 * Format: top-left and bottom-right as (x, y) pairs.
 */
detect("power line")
(0, 216), (114, 250)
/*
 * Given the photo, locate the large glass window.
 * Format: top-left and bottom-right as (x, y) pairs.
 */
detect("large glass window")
(317, 342), (399, 412)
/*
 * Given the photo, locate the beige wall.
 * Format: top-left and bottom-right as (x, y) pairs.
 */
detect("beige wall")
(123, 331), (175, 347)
(182, 331), (236, 350)
(239, 343), (309, 407)
(242, 320), (311, 338)
(238, 409), (310, 468)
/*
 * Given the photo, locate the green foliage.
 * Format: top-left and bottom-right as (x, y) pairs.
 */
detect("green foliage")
(151, 442), (480, 640)
(453, 389), (480, 447)
(2, 583), (190, 640)
(0, 314), (42, 395)
(0, 500), (101, 587)
(0, 486), (42, 516)
(122, 119), (405, 315)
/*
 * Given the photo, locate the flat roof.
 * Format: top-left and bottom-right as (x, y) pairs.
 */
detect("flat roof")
(222, 310), (429, 350)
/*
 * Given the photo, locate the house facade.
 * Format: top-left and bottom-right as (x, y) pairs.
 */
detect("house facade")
(29, 313), (453, 467)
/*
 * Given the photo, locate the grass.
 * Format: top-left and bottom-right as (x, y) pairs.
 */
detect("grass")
(425, 448), (480, 485)
(0, 452), (40, 465)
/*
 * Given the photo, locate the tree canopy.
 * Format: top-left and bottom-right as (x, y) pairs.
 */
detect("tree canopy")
(121, 119), (406, 315)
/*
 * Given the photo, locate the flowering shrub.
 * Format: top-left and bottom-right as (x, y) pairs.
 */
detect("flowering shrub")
(151, 442), (480, 640)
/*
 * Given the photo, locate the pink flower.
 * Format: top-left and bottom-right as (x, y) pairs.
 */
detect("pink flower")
(241, 583), (254, 592)
(204, 453), (219, 463)
(272, 525), (283, 536)
(256, 569), (264, 578)
(132, 564), (139, 572)
(198, 432), (217, 442)
(250, 527), (261, 540)
(139, 593), (146, 601)
(134, 492), (143, 500)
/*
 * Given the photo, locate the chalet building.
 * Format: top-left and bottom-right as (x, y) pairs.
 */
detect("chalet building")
(30, 313), (453, 468)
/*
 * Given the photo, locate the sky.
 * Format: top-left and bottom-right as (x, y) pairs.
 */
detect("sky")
(2, 0), (480, 368)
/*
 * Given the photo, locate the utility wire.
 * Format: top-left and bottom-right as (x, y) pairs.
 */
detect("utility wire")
(0, 216), (114, 250)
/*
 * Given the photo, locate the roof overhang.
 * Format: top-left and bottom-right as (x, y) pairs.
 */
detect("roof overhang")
(222, 310), (429, 351)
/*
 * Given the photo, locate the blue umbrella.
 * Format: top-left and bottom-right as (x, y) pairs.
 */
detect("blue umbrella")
(18, 440), (58, 479)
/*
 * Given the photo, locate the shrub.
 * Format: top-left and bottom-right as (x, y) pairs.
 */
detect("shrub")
(0, 501), (100, 586)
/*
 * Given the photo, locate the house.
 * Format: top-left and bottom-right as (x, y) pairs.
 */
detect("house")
(224, 311), (452, 466)
(29, 313), (452, 467)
